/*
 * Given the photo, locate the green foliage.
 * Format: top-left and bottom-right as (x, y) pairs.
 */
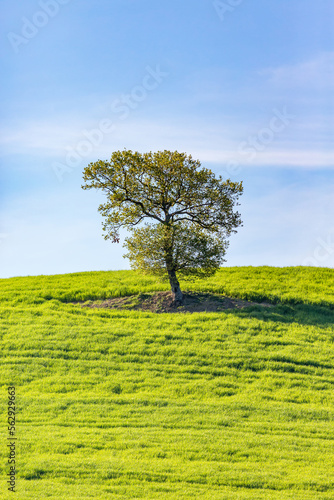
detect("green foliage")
(0, 267), (334, 498)
(123, 222), (228, 278)
(82, 150), (243, 242)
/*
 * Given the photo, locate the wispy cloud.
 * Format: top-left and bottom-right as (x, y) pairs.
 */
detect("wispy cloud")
(2, 114), (333, 172)
(1, 53), (333, 173)
(261, 51), (334, 90)
(1, 119), (333, 172)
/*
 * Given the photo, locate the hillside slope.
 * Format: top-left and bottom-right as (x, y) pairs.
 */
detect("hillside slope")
(0, 267), (333, 499)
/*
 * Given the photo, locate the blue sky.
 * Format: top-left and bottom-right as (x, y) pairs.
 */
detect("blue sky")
(1, 0), (334, 278)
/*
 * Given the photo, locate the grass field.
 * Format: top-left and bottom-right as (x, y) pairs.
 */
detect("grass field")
(1, 266), (334, 499)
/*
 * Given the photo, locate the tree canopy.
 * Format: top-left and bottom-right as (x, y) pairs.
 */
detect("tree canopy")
(82, 149), (243, 304)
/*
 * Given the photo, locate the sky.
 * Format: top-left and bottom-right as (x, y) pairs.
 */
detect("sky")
(1, 0), (334, 278)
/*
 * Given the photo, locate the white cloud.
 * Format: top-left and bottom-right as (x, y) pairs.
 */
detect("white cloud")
(1, 116), (334, 175)
(1, 53), (334, 173)
(262, 51), (334, 90)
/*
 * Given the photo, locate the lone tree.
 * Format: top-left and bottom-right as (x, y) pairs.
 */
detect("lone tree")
(82, 150), (243, 305)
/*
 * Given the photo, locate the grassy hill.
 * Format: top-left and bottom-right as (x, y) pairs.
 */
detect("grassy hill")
(0, 267), (334, 499)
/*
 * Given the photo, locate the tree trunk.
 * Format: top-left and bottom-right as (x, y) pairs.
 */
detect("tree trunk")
(164, 224), (183, 306)
(167, 268), (183, 306)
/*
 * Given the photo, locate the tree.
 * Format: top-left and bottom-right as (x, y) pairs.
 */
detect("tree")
(82, 149), (243, 305)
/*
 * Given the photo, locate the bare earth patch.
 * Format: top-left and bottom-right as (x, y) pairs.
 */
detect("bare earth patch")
(80, 291), (274, 314)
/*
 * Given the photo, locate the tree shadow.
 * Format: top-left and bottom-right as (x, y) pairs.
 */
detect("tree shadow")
(224, 302), (334, 328)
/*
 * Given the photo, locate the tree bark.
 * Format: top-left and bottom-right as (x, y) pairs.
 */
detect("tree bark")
(164, 223), (183, 306)
(167, 268), (183, 306)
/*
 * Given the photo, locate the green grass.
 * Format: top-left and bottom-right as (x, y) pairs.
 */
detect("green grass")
(0, 267), (334, 499)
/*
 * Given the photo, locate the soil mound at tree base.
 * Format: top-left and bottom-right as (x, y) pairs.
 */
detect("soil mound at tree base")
(81, 291), (274, 314)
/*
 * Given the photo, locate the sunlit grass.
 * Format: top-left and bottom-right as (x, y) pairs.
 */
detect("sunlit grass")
(0, 267), (333, 499)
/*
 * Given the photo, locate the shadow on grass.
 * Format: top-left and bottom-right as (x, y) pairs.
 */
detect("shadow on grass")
(225, 302), (334, 328)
